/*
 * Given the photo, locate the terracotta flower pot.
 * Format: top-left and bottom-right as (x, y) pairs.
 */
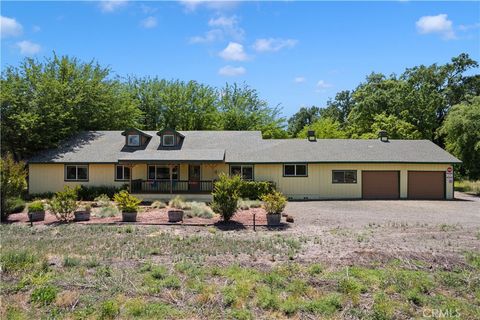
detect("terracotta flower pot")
(122, 211), (137, 222)
(168, 209), (184, 223)
(266, 213), (281, 226)
(74, 210), (91, 221)
(28, 211), (45, 222)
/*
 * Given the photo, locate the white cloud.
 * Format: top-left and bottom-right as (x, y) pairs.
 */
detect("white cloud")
(190, 15), (244, 44)
(1, 16), (23, 38)
(219, 42), (247, 61)
(316, 80), (332, 91)
(32, 25), (41, 33)
(16, 40), (41, 55)
(458, 22), (480, 31)
(209, 15), (237, 28)
(416, 14), (455, 39)
(99, 0), (128, 13)
(140, 16), (157, 29)
(180, 1), (239, 12)
(253, 38), (298, 52)
(294, 76), (306, 84)
(218, 65), (246, 76)
(140, 4), (157, 14)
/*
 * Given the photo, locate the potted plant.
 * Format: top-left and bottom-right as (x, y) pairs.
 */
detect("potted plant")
(113, 190), (141, 222)
(28, 200), (45, 222)
(74, 203), (91, 221)
(168, 195), (185, 222)
(261, 191), (287, 226)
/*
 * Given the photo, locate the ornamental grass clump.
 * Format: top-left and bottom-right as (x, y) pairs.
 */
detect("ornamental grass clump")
(48, 186), (79, 222)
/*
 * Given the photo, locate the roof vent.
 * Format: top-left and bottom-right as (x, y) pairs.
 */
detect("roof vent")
(307, 130), (316, 142)
(378, 130), (389, 142)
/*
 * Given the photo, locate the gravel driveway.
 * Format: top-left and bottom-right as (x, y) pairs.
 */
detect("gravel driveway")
(285, 192), (480, 228)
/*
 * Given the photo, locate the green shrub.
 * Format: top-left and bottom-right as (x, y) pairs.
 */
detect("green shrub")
(151, 266), (168, 279)
(99, 300), (119, 319)
(212, 173), (242, 221)
(63, 256), (81, 268)
(48, 186), (79, 221)
(94, 194), (111, 207)
(27, 192), (55, 200)
(30, 285), (58, 306)
(78, 185), (127, 201)
(5, 197), (26, 214)
(113, 190), (141, 212)
(238, 199), (262, 210)
(185, 202), (214, 218)
(28, 200), (44, 212)
(454, 180), (480, 195)
(0, 153), (27, 220)
(261, 191), (287, 215)
(151, 200), (167, 209)
(256, 286), (279, 310)
(280, 296), (300, 315)
(238, 180), (276, 200)
(0, 249), (37, 273)
(168, 195), (186, 209)
(229, 308), (253, 320)
(160, 275), (181, 289)
(308, 263), (324, 275)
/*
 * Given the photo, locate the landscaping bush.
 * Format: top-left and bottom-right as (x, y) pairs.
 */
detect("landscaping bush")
(96, 205), (120, 218)
(94, 194), (111, 207)
(1, 154), (27, 220)
(238, 181), (276, 200)
(5, 197), (26, 214)
(48, 186), (79, 221)
(454, 180), (480, 195)
(27, 192), (55, 200)
(212, 173), (242, 221)
(238, 199), (262, 210)
(261, 191), (287, 215)
(78, 185), (127, 201)
(28, 201), (44, 212)
(113, 190), (141, 213)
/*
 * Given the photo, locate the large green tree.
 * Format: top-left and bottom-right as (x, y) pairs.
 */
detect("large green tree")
(1, 55), (141, 159)
(297, 118), (347, 139)
(440, 96), (480, 179)
(287, 106), (321, 137)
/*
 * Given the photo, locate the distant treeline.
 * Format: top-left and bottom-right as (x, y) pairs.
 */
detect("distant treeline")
(1, 53), (479, 178)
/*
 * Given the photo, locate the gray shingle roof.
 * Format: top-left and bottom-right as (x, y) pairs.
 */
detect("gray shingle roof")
(28, 130), (461, 164)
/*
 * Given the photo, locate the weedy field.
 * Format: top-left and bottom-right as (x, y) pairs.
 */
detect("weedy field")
(1, 224), (479, 319)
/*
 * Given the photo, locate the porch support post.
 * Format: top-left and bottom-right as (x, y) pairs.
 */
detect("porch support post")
(125, 163), (135, 193)
(169, 164), (174, 194)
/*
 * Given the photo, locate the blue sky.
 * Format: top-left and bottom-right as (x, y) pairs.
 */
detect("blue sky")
(1, 1), (479, 117)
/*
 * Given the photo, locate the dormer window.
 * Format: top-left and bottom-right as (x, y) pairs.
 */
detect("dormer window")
(163, 134), (175, 146)
(127, 134), (140, 146)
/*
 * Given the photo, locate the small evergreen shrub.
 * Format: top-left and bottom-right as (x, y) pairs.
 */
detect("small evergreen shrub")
(238, 181), (276, 200)
(261, 191), (287, 215)
(78, 185), (127, 201)
(28, 201), (44, 212)
(5, 197), (26, 214)
(113, 190), (141, 213)
(48, 186), (79, 221)
(212, 173), (242, 221)
(151, 200), (167, 209)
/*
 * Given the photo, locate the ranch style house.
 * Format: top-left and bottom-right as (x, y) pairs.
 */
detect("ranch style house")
(28, 128), (461, 201)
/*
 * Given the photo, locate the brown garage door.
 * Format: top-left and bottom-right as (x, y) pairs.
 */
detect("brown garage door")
(362, 171), (400, 199)
(408, 171), (445, 200)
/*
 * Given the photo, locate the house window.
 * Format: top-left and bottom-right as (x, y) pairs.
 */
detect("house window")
(283, 164), (308, 177)
(127, 134), (140, 146)
(332, 170), (357, 183)
(65, 165), (88, 181)
(148, 165), (179, 180)
(163, 135), (175, 146)
(116, 165), (131, 181)
(230, 165), (254, 180)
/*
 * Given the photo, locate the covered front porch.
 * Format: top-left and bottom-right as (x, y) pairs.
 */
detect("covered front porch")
(118, 160), (228, 195)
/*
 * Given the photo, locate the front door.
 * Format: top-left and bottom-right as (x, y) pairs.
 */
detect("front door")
(189, 165), (201, 191)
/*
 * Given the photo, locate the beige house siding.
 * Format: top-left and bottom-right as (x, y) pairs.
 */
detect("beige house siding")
(253, 163), (453, 200)
(29, 162), (454, 199)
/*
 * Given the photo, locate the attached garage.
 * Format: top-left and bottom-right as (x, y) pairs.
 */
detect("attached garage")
(362, 171), (400, 199)
(408, 171), (445, 200)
